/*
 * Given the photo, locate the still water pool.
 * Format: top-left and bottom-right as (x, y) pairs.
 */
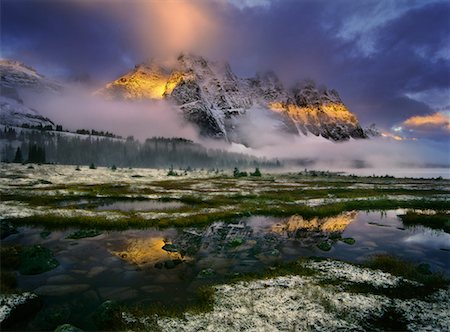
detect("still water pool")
(3, 209), (449, 330)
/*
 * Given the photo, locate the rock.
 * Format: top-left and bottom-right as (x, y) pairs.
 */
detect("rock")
(154, 262), (163, 269)
(19, 245), (59, 275)
(34, 284), (90, 296)
(0, 292), (41, 329)
(97, 54), (367, 142)
(162, 243), (179, 253)
(92, 300), (121, 330)
(54, 324), (84, 332)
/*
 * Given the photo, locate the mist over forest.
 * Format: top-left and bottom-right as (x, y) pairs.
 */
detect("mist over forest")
(0, 125), (279, 169)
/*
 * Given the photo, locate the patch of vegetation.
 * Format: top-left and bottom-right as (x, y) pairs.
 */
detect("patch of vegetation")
(4, 198), (449, 231)
(317, 242), (332, 251)
(233, 167), (248, 178)
(364, 307), (409, 331)
(250, 168), (262, 177)
(66, 229), (102, 239)
(398, 211), (450, 233)
(229, 258), (318, 284)
(365, 254), (448, 288)
(228, 237), (244, 247)
(340, 237), (356, 245)
(19, 245), (59, 275)
(343, 254), (450, 298)
(167, 165), (179, 176)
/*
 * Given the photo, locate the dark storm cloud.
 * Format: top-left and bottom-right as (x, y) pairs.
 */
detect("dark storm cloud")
(222, 0), (450, 129)
(1, 0), (449, 134)
(0, 0), (137, 81)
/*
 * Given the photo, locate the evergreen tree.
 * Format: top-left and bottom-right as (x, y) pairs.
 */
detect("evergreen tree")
(251, 167), (262, 177)
(13, 147), (23, 163)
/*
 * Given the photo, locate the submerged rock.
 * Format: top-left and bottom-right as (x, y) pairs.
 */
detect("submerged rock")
(54, 324), (84, 332)
(93, 300), (121, 329)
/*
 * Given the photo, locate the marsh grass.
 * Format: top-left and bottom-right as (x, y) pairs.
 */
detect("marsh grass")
(398, 211), (450, 233)
(338, 254), (450, 299)
(4, 198), (449, 230)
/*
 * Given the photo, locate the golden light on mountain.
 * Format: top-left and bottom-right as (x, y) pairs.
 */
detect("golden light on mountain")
(111, 237), (183, 266)
(271, 211), (357, 235)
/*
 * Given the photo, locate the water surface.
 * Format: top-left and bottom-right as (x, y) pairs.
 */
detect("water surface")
(3, 210), (449, 330)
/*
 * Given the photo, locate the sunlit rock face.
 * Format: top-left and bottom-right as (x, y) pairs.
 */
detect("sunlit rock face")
(271, 211), (357, 237)
(0, 59), (59, 128)
(96, 61), (170, 100)
(99, 53), (368, 142)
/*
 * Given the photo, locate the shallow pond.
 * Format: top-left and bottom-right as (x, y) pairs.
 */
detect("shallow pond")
(2, 209), (449, 331)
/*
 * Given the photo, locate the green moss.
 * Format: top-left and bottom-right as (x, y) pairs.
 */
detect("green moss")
(19, 245), (59, 275)
(317, 242), (332, 251)
(228, 237), (244, 247)
(340, 237), (356, 245)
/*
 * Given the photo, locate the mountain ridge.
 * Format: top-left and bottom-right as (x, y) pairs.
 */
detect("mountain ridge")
(98, 53), (369, 141)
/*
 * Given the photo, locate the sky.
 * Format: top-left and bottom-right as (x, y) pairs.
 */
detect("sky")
(1, 0), (449, 143)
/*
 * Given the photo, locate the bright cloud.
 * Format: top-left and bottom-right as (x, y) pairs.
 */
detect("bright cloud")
(402, 112), (450, 131)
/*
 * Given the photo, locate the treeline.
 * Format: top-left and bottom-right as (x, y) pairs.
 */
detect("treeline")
(0, 127), (280, 169)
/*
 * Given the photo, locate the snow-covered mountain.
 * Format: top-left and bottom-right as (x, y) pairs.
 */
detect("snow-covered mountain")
(0, 59), (59, 128)
(98, 53), (368, 141)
